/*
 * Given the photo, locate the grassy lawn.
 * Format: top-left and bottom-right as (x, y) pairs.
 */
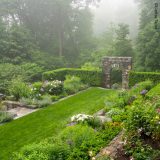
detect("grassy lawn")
(0, 88), (117, 159)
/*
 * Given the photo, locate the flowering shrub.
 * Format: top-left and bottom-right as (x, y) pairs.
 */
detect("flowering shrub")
(43, 80), (63, 95)
(140, 89), (148, 96)
(71, 114), (93, 123)
(31, 80), (63, 97)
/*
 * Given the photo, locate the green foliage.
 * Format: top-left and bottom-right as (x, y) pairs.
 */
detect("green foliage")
(0, 0), (96, 67)
(9, 78), (31, 101)
(105, 81), (153, 110)
(124, 102), (160, 159)
(20, 63), (44, 82)
(147, 83), (160, 99)
(60, 124), (98, 148)
(113, 23), (134, 57)
(43, 80), (63, 96)
(130, 80), (153, 95)
(125, 139), (160, 160)
(0, 63), (43, 94)
(43, 68), (102, 86)
(136, 20), (160, 71)
(31, 80), (63, 98)
(64, 75), (85, 94)
(106, 108), (126, 122)
(12, 140), (70, 160)
(0, 112), (14, 123)
(129, 71), (159, 87)
(0, 88), (114, 159)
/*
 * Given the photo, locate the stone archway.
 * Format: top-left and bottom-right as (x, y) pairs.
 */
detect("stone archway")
(102, 57), (132, 89)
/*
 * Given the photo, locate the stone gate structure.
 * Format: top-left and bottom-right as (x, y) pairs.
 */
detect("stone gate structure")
(102, 57), (132, 89)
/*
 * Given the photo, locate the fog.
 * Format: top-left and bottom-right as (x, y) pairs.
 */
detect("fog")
(92, 0), (139, 39)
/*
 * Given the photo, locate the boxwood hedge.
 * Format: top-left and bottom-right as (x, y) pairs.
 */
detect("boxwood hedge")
(129, 71), (160, 87)
(42, 68), (103, 86)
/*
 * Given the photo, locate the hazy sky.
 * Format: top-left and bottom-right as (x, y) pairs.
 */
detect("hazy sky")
(92, 0), (139, 38)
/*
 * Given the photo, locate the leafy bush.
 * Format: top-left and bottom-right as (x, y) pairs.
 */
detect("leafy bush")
(9, 78), (31, 100)
(36, 95), (53, 108)
(0, 63), (43, 94)
(0, 112), (14, 123)
(60, 125), (101, 159)
(146, 83), (160, 99)
(129, 71), (160, 87)
(124, 139), (160, 160)
(64, 75), (86, 94)
(106, 108), (126, 122)
(31, 80), (63, 97)
(130, 80), (153, 95)
(20, 95), (53, 108)
(43, 68), (102, 86)
(118, 81), (153, 107)
(12, 140), (70, 160)
(125, 103), (160, 141)
(43, 80), (63, 95)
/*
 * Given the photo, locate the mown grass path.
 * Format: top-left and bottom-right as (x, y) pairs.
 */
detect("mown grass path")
(0, 88), (117, 159)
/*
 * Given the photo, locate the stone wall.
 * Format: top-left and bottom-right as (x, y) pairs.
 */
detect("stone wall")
(102, 57), (132, 89)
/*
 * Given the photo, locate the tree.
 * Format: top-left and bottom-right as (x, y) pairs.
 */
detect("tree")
(0, 0), (98, 67)
(136, 21), (160, 71)
(135, 0), (160, 71)
(113, 24), (134, 57)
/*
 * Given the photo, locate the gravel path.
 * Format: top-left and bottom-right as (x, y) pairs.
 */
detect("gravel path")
(9, 107), (38, 119)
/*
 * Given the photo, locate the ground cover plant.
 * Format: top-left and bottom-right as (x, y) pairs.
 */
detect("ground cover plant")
(122, 83), (160, 160)
(0, 88), (117, 159)
(2, 75), (88, 110)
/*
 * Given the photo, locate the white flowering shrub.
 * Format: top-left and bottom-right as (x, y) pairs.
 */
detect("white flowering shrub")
(31, 80), (63, 97)
(71, 114), (93, 123)
(43, 80), (63, 95)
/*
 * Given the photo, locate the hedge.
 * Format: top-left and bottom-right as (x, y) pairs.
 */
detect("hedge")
(42, 68), (103, 86)
(129, 71), (160, 87)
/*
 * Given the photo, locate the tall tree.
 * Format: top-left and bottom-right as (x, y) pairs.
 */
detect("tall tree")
(0, 0), (99, 66)
(113, 24), (134, 57)
(135, 0), (160, 71)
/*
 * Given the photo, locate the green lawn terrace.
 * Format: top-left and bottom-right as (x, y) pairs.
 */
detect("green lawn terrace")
(0, 88), (117, 159)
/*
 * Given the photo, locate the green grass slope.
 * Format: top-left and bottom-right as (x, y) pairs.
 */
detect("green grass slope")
(0, 88), (117, 159)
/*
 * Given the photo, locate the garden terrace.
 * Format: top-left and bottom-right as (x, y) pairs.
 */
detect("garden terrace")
(0, 88), (117, 159)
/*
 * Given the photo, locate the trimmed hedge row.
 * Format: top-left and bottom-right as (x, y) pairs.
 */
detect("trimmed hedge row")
(129, 71), (160, 87)
(42, 68), (103, 86)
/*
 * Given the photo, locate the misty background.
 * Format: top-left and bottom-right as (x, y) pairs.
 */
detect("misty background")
(92, 0), (139, 39)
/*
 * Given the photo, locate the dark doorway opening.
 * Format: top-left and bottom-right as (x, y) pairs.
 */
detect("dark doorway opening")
(110, 68), (122, 89)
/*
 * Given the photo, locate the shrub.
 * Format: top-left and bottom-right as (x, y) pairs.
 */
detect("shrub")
(36, 95), (53, 108)
(130, 80), (153, 95)
(129, 71), (160, 87)
(124, 139), (160, 160)
(31, 80), (63, 97)
(0, 63), (43, 94)
(43, 80), (63, 95)
(146, 83), (160, 99)
(9, 78), (31, 100)
(0, 112), (14, 123)
(12, 140), (70, 160)
(71, 114), (93, 123)
(42, 68), (102, 86)
(125, 104), (160, 140)
(64, 75), (86, 94)
(60, 125), (101, 159)
(106, 108), (127, 122)
(20, 95), (53, 108)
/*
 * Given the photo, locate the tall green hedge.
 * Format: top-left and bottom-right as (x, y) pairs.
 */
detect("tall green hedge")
(129, 71), (160, 87)
(42, 68), (103, 86)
